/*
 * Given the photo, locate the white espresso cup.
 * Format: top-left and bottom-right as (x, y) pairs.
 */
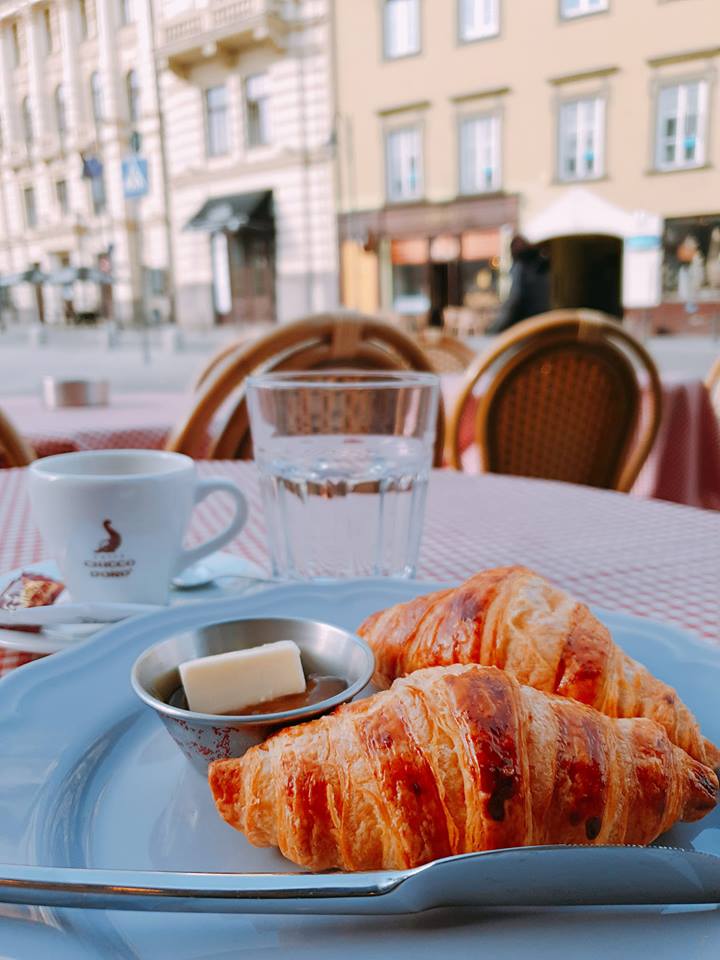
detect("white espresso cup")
(28, 450), (248, 604)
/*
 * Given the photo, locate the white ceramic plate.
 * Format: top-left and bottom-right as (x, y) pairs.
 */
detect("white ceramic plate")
(0, 554), (268, 653)
(0, 579), (719, 960)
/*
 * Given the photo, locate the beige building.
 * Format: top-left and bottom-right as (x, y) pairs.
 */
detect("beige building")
(0, 0), (338, 327)
(334, 0), (720, 325)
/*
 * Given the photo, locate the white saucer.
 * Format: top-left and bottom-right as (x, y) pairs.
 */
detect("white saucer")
(0, 553), (269, 654)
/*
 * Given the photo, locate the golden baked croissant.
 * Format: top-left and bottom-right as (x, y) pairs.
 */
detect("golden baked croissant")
(358, 566), (720, 769)
(209, 664), (718, 872)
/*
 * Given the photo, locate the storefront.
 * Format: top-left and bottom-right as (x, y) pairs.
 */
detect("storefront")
(185, 191), (275, 325)
(339, 194), (518, 325)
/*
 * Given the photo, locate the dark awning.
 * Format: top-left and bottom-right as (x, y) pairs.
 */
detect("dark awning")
(184, 190), (273, 234)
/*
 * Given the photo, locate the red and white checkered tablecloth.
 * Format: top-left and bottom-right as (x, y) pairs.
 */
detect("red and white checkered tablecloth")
(0, 461), (718, 678)
(1, 391), (193, 459)
(441, 374), (720, 511)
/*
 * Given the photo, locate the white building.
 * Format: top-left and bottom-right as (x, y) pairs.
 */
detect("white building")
(0, 0), (339, 327)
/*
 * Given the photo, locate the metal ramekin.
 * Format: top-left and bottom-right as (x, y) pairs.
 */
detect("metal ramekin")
(130, 616), (375, 770)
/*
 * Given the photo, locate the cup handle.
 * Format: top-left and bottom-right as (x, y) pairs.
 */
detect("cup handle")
(174, 478), (248, 575)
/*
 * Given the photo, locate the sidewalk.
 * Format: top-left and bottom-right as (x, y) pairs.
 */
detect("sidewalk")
(1, 324), (718, 397)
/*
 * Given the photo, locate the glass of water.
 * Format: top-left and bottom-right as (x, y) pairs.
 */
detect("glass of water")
(247, 370), (440, 580)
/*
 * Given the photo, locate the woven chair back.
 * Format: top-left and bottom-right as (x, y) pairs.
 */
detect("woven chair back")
(0, 407), (35, 468)
(166, 312), (445, 465)
(448, 310), (662, 492)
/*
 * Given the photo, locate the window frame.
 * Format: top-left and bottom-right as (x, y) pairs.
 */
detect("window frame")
(384, 123), (424, 203)
(23, 185), (37, 229)
(458, 110), (502, 195)
(11, 21), (23, 67)
(55, 178), (69, 216)
(43, 7), (54, 53)
(556, 94), (607, 182)
(126, 69), (140, 125)
(382, 0), (422, 61)
(653, 78), (709, 172)
(55, 83), (67, 146)
(244, 72), (270, 149)
(90, 71), (103, 130)
(78, 0), (89, 40)
(119, 0), (136, 27)
(204, 84), (230, 158)
(457, 0), (500, 45)
(559, 0), (609, 20)
(21, 96), (33, 149)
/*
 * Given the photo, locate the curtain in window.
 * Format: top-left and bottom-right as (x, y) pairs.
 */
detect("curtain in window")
(459, 0), (498, 41)
(384, 0), (419, 58)
(386, 127), (422, 201)
(459, 114), (500, 193)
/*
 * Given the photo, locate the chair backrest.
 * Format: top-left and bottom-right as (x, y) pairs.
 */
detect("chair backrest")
(417, 329), (476, 373)
(166, 312), (445, 465)
(0, 406), (35, 468)
(706, 355), (720, 421)
(194, 324), (275, 391)
(447, 309), (662, 492)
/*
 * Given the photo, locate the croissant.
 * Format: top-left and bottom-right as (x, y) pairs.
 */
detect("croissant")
(209, 664), (718, 872)
(358, 566), (720, 769)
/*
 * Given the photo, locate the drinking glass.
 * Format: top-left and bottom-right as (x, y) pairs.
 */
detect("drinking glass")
(247, 371), (440, 580)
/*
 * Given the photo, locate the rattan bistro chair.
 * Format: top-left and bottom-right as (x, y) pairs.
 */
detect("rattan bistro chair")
(166, 312), (445, 465)
(706, 355), (720, 421)
(447, 310), (663, 492)
(0, 406), (35, 467)
(417, 329), (476, 373)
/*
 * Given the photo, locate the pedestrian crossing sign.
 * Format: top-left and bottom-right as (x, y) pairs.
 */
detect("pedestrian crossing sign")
(122, 155), (149, 199)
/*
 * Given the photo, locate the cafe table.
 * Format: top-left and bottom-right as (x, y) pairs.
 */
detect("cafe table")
(0, 460), (718, 677)
(0, 462), (719, 959)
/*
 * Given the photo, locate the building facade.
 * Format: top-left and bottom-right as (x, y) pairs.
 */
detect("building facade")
(156, 0), (338, 327)
(0, 0), (338, 327)
(334, 0), (720, 327)
(0, 0), (171, 325)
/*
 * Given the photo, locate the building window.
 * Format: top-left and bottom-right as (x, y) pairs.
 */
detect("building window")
(459, 0), (499, 42)
(56, 179), (69, 215)
(11, 22), (22, 66)
(78, 0), (89, 39)
(560, 0), (608, 17)
(459, 114), (501, 193)
(655, 80), (707, 171)
(120, 0), (136, 25)
(126, 69), (140, 124)
(558, 96), (605, 180)
(23, 186), (37, 228)
(55, 84), (67, 146)
(205, 85), (229, 157)
(90, 71), (103, 129)
(90, 173), (106, 214)
(385, 126), (423, 202)
(42, 7), (54, 52)
(21, 97), (33, 148)
(244, 73), (270, 147)
(383, 0), (420, 59)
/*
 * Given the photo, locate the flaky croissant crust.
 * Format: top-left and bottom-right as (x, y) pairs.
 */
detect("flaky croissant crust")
(358, 566), (720, 769)
(209, 665), (718, 872)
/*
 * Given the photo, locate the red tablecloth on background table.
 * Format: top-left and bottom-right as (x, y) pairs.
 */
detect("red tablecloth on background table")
(441, 374), (720, 510)
(1, 391), (191, 458)
(0, 461), (717, 678)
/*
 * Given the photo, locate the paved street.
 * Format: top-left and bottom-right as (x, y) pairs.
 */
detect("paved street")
(0, 324), (718, 397)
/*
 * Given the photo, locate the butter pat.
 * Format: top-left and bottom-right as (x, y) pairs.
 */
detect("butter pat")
(179, 640), (306, 715)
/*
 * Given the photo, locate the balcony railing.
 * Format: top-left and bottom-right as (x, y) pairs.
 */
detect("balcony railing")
(158, 0), (288, 66)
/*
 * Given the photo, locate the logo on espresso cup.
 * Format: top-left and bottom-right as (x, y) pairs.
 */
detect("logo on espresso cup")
(85, 518), (135, 579)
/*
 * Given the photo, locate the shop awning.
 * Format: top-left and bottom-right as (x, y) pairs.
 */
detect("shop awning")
(525, 188), (661, 242)
(184, 190), (273, 234)
(46, 266), (113, 285)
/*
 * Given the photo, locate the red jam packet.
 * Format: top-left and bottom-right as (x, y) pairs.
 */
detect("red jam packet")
(0, 573), (65, 634)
